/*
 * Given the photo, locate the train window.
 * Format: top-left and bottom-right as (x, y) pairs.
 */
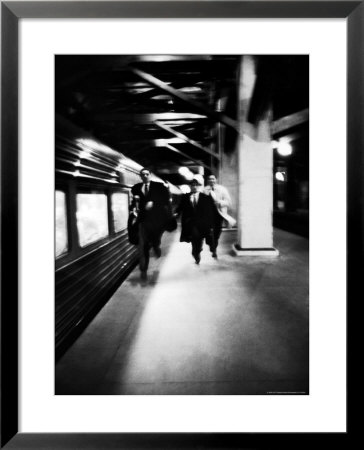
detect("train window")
(55, 190), (68, 257)
(76, 193), (108, 247)
(111, 192), (129, 232)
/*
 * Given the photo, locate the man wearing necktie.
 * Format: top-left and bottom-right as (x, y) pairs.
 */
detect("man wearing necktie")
(129, 168), (170, 279)
(204, 174), (236, 257)
(175, 177), (216, 264)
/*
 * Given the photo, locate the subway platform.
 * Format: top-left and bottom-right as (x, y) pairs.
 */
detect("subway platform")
(55, 228), (309, 395)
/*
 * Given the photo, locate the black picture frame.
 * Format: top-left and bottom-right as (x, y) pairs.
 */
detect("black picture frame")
(1, 1), (359, 448)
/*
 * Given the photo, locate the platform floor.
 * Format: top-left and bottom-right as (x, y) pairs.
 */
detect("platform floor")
(55, 228), (309, 395)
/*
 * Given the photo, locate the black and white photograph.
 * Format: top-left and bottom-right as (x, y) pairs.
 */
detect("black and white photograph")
(54, 54), (309, 396)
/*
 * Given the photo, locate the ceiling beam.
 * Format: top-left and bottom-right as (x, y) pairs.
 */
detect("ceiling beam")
(173, 121), (202, 132)
(132, 78), (204, 102)
(154, 138), (187, 147)
(155, 121), (220, 160)
(121, 142), (211, 172)
(114, 137), (187, 146)
(272, 108), (309, 134)
(164, 144), (212, 171)
(129, 67), (238, 131)
(94, 112), (206, 122)
(128, 55), (215, 63)
(216, 86), (232, 112)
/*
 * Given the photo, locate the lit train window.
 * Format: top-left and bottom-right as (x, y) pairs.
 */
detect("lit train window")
(111, 192), (129, 232)
(55, 190), (68, 257)
(76, 193), (108, 247)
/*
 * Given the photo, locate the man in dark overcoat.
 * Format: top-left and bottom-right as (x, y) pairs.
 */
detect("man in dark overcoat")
(175, 177), (216, 264)
(130, 168), (170, 279)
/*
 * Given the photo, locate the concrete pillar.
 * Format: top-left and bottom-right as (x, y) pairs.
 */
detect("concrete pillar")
(218, 98), (239, 219)
(234, 56), (278, 256)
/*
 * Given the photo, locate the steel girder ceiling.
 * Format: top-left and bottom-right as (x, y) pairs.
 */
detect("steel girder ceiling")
(55, 55), (308, 185)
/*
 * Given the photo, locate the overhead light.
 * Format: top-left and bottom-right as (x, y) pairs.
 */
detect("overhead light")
(76, 138), (113, 155)
(276, 139), (293, 157)
(193, 174), (204, 185)
(178, 166), (194, 180)
(179, 184), (191, 193)
(275, 171), (286, 182)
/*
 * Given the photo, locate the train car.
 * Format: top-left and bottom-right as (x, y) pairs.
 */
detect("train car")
(55, 115), (181, 359)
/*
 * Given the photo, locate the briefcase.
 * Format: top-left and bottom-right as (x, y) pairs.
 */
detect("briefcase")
(127, 214), (139, 245)
(165, 215), (177, 232)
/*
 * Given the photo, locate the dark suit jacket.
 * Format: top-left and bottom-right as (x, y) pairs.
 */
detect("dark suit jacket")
(130, 181), (170, 232)
(175, 192), (216, 243)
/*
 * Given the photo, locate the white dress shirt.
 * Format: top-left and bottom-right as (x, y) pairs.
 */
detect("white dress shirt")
(190, 192), (199, 206)
(143, 183), (150, 195)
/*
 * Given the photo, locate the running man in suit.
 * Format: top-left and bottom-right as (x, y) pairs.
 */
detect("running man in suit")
(175, 177), (216, 264)
(130, 168), (170, 279)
